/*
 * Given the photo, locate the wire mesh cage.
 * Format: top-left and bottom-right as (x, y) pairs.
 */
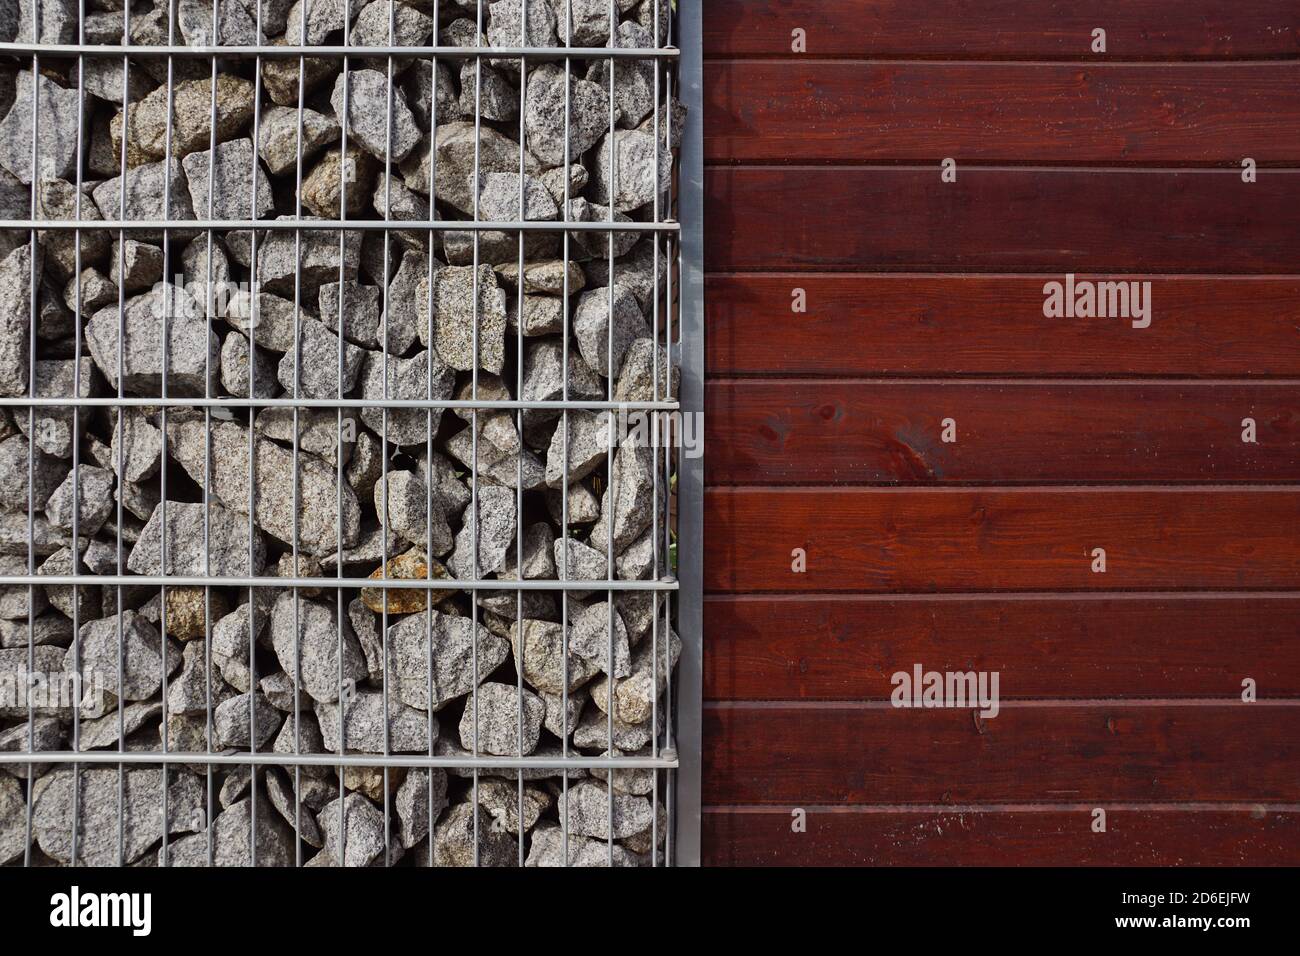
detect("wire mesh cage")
(0, 0), (697, 867)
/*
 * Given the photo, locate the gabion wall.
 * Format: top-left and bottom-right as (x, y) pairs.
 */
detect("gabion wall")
(0, 0), (685, 867)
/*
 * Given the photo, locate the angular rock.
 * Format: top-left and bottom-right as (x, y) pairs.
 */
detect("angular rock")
(476, 776), (552, 835)
(573, 281), (649, 377)
(45, 465), (116, 535)
(510, 618), (600, 695)
(265, 767), (324, 847)
(589, 627), (679, 725)
(316, 689), (433, 753)
(261, 44), (337, 106)
(128, 500), (266, 577)
(458, 61), (518, 123)
(586, 21), (658, 129)
(301, 146), (376, 218)
(270, 592), (367, 704)
(8, 359), (95, 463)
(121, 74), (256, 160)
(500, 521), (557, 582)
(284, 0), (365, 45)
(214, 691), (283, 748)
(71, 609), (181, 703)
(0, 71), (81, 184)
(211, 601), (269, 693)
(85, 287), (217, 396)
(92, 158), (197, 236)
(591, 128), (671, 213)
(168, 640), (236, 715)
(0, 611), (72, 649)
(573, 699), (653, 751)
(526, 824), (638, 867)
(331, 69), (421, 164)
(276, 316), (366, 398)
(257, 105), (340, 176)
(64, 268), (117, 314)
(545, 408), (610, 488)
(474, 170), (558, 223)
(221, 330), (279, 398)
(0, 433), (66, 513)
(165, 797), (296, 867)
(167, 419), (362, 555)
(553, 535), (608, 594)
(255, 217), (363, 297)
(0, 245), (33, 396)
(350, 0), (433, 50)
(177, 0), (260, 46)
(110, 239), (165, 293)
(524, 64), (609, 167)
(458, 681), (544, 756)
(357, 347), (456, 445)
(317, 792), (389, 867)
(33, 767), (204, 866)
(385, 609), (508, 711)
(449, 485), (516, 578)
(420, 263), (508, 374)
(375, 470), (440, 550)
(34, 180), (110, 281)
(379, 251), (428, 358)
(396, 767), (447, 849)
(615, 336), (675, 403)
(569, 601), (632, 678)
(507, 294), (564, 336)
(590, 438), (658, 554)
(319, 280), (381, 349)
(182, 138), (275, 221)
(556, 777), (651, 840)
(360, 550), (456, 614)
(432, 799), (516, 867)
(402, 120), (536, 213)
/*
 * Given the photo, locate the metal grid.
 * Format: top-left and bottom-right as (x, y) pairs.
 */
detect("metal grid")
(0, 0), (700, 866)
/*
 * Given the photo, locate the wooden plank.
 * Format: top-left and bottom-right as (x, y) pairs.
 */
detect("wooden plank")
(703, 807), (1300, 866)
(705, 382), (1300, 484)
(703, 0), (1300, 59)
(705, 62), (1300, 165)
(704, 488), (1300, 592)
(705, 275), (1300, 377)
(703, 704), (1300, 803)
(704, 167), (1300, 273)
(703, 595), (1300, 700)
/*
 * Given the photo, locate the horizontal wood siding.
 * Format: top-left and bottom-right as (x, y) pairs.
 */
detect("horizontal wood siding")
(704, 1), (1300, 866)
(704, 1), (1300, 59)
(707, 275), (1300, 377)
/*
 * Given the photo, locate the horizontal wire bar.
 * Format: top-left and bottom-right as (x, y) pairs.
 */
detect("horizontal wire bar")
(6, 751), (681, 770)
(0, 396), (682, 411)
(8, 219), (678, 232)
(0, 43), (680, 59)
(10, 575), (680, 590)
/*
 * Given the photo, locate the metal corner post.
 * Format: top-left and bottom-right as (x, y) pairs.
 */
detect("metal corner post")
(673, 0), (705, 867)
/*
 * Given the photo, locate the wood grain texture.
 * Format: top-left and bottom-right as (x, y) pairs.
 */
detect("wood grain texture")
(703, 704), (1300, 804)
(703, 807), (1300, 866)
(705, 488), (1300, 592)
(705, 274), (1300, 377)
(703, 595), (1300, 700)
(705, 382), (1300, 484)
(704, 167), (1300, 273)
(705, 62), (1300, 165)
(703, 0), (1300, 59)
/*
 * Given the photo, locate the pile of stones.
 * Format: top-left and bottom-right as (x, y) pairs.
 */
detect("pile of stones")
(0, 0), (682, 867)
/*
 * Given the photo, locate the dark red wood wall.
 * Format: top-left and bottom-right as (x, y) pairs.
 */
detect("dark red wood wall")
(701, 0), (1300, 865)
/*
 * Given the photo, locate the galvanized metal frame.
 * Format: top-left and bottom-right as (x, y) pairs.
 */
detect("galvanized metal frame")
(0, 0), (702, 867)
(671, 0), (703, 869)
